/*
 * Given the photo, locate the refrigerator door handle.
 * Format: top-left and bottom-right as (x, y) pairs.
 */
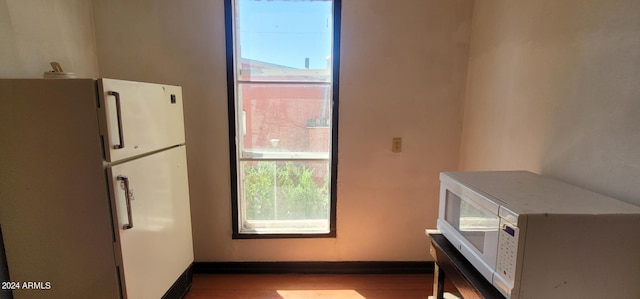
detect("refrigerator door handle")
(116, 175), (134, 230)
(108, 91), (125, 149)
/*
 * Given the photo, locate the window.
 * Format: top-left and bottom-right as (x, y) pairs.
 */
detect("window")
(225, 0), (341, 238)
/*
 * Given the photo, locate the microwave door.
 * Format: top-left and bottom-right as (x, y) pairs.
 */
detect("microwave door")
(455, 195), (499, 253)
(438, 186), (500, 281)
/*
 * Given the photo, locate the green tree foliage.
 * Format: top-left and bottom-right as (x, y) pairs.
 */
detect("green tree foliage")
(244, 161), (276, 220)
(244, 161), (329, 220)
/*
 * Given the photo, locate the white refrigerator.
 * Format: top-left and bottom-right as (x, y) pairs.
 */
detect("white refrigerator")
(0, 78), (194, 299)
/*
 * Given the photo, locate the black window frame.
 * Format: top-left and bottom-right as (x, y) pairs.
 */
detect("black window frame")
(224, 0), (341, 239)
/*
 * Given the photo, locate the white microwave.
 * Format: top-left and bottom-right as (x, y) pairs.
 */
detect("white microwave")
(436, 171), (640, 299)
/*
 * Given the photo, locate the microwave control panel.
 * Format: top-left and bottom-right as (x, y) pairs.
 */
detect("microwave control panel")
(496, 219), (519, 285)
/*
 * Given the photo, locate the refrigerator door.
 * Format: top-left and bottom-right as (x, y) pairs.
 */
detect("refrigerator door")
(107, 146), (193, 299)
(98, 78), (186, 162)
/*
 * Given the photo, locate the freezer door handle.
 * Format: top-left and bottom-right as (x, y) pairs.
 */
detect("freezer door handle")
(108, 91), (125, 149)
(116, 175), (134, 230)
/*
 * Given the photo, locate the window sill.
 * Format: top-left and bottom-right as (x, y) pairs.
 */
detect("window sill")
(234, 219), (335, 239)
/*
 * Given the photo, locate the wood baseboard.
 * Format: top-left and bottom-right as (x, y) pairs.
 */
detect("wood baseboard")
(193, 261), (434, 274)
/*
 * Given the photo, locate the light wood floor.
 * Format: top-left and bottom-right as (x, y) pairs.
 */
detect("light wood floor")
(184, 273), (456, 299)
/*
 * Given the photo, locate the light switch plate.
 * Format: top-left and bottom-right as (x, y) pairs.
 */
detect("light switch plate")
(392, 137), (402, 153)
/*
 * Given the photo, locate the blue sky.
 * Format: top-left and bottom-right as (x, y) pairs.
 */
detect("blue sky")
(237, 0), (333, 69)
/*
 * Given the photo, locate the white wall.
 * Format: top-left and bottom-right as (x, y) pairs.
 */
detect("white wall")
(460, 0), (640, 206)
(92, 0), (473, 262)
(0, 0), (98, 78)
(4, 0), (639, 263)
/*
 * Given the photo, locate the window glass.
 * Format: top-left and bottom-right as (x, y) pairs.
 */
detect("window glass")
(445, 191), (499, 253)
(228, 0), (339, 237)
(235, 0), (332, 82)
(238, 83), (331, 156)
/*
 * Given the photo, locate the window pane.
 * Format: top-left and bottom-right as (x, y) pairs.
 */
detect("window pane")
(238, 83), (332, 157)
(229, 0), (338, 237)
(240, 160), (330, 231)
(235, 0), (333, 82)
